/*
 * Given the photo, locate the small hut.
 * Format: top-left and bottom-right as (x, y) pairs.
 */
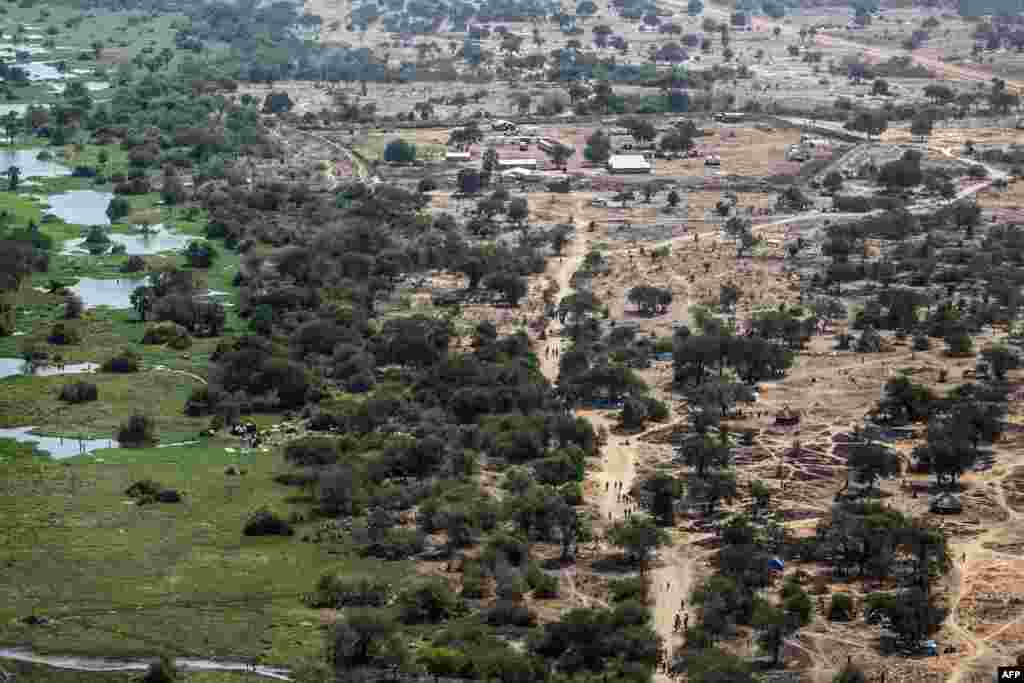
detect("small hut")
(774, 405), (801, 427)
(930, 492), (963, 515)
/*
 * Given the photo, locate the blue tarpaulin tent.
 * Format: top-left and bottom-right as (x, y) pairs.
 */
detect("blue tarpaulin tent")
(768, 557), (785, 571)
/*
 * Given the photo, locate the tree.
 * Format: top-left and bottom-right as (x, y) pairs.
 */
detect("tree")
(659, 129), (694, 156)
(6, 164), (18, 191)
(911, 115), (933, 142)
(871, 78), (889, 96)
(878, 159), (922, 190)
(822, 170), (844, 194)
(583, 129), (612, 165)
(397, 580), (463, 624)
(627, 285), (672, 316)
(847, 110), (888, 141)
(944, 328), (973, 356)
(847, 441), (901, 490)
(142, 656), (178, 683)
(638, 473), (684, 526)
(546, 143), (573, 169)
(980, 344), (1019, 380)
(507, 197), (529, 225)
(183, 241), (218, 268)
(667, 189), (681, 209)
(686, 648), (756, 683)
(327, 608), (408, 671)
(690, 469), (738, 515)
(2, 111), (19, 145)
(383, 138), (417, 164)
(607, 515), (670, 570)
(481, 147), (498, 188)
(106, 196), (131, 222)
(752, 602), (795, 666)
(484, 272), (528, 306)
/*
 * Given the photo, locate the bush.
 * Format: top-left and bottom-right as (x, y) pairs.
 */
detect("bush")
(359, 527), (426, 560)
(106, 196), (131, 222)
(183, 240), (218, 268)
(284, 437), (340, 466)
(397, 579), (462, 625)
(243, 507), (294, 536)
(609, 576), (646, 603)
(102, 349), (140, 373)
(59, 381), (98, 403)
(306, 574), (393, 608)
(64, 293), (83, 319)
(485, 601), (535, 627)
(142, 656), (178, 683)
(47, 322), (81, 345)
(117, 413), (157, 446)
(912, 334), (930, 351)
(125, 479), (163, 498)
(184, 386), (212, 416)
(121, 255), (146, 273)
(528, 569), (559, 599)
(828, 593), (854, 621)
(142, 322), (191, 349)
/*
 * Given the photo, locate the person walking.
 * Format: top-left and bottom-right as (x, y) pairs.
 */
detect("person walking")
(674, 614), (681, 632)
(683, 612), (689, 630)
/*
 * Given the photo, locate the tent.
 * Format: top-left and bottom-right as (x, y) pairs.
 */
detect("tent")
(768, 557), (785, 571)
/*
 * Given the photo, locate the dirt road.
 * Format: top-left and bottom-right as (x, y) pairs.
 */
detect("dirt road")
(536, 218), (702, 681)
(0, 649), (292, 681)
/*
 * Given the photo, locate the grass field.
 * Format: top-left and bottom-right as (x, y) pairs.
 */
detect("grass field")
(0, 659), (259, 683)
(0, 437), (405, 668)
(0, 370), (206, 438)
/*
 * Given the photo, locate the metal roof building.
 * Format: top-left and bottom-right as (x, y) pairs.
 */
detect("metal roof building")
(607, 154), (651, 174)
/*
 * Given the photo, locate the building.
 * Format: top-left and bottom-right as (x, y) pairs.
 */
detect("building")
(607, 154), (651, 174)
(445, 151), (472, 162)
(497, 158), (537, 169)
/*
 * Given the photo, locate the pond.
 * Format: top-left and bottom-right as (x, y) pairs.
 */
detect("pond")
(21, 62), (65, 81)
(70, 277), (145, 309)
(0, 149), (70, 178)
(45, 190), (114, 226)
(0, 426), (117, 459)
(62, 224), (193, 256)
(0, 358), (99, 379)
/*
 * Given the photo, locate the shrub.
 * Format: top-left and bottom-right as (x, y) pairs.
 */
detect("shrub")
(397, 579), (462, 625)
(142, 656), (178, 683)
(121, 255), (146, 273)
(64, 292), (83, 319)
(125, 479), (163, 498)
(284, 437), (340, 466)
(184, 386), (212, 416)
(59, 381), (98, 403)
(609, 576), (646, 603)
(306, 574), (393, 608)
(183, 240), (218, 268)
(106, 196), (131, 222)
(912, 334), (930, 351)
(243, 507), (294, 536)
(828, 593), (854, 621)
(484, 601), (535, 627)
(142, 322), (191, 349)
(359, 527), (426, 560)
(528, 569), (559, 599)
(117, 413), (157, 446)
(47, 322), (81, 345)
(102, 348), (140, 373)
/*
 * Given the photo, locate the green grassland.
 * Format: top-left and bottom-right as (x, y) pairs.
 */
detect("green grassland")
(0, 438), (405, 668)
(0, 659), (259, 683)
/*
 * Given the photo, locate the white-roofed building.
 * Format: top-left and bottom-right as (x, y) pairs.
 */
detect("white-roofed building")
(607, 154), (651, 174)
